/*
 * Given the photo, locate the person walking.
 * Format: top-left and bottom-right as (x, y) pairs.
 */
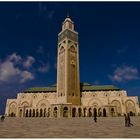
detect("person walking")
(127, 113), (133, 127)
(124, 113), (128, 127)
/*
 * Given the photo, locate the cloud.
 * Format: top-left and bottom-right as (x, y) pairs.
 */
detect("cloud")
(20, 71), (34, 83)
(23, 56), (35, 68)
(0, 53), (35, 84)
(9, 53), (22, 63)
(0, 61), (20, 82)
(108, 65), (140, 82)
(38, 63), (50, 73)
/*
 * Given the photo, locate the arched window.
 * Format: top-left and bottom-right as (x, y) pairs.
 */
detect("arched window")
(70, 45), (75, 52)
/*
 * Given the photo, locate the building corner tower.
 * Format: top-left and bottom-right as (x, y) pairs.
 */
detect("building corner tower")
(57, 16), (80, 105)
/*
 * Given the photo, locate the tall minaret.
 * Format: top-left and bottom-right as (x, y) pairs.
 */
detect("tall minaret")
(57, 15), (80, 105)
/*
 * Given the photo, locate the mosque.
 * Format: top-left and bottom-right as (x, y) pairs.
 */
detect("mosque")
(5, 16), (140, 118)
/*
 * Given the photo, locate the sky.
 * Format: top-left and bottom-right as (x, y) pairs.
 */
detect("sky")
(0, 2), (140, 114)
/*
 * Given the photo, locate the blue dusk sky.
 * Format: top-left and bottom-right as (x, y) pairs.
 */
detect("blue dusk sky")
(0, 2), (140, 114)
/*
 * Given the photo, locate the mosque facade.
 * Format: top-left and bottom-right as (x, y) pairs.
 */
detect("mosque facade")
(5, 16), (140, 118)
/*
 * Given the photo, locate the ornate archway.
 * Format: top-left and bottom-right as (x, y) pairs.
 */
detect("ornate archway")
(9, 102), (17, 117)
(37, 99), (50, 108)
(111, 100), (122, 116)
(125, 100), (136, 116)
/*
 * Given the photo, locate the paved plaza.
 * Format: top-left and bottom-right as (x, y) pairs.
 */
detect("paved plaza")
(0, 117), (140, 138)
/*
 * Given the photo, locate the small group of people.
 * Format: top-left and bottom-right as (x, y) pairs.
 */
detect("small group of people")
(0, 115), (5, 122)
(124, 113), (133, 127)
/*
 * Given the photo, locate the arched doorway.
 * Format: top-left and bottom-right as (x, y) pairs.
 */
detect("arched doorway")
(53, 107), (58, 117)
(44, 108), (46, 117)
(93, 108), (97, 117)
(72, 108), (76, 117)
(125, 100), (135, 116)
(25, 109), (28, 117)
(47, 108), (51, 117)
(89, 108), (92, 117)
(40, 108), (43, 117)
(63, 107), (68, 117)
(111, 100), (122, 116)
(103, 108), (107, 117)
(98, 108), (102, 117)
(78, 108), (82, 117)
(36, 109), (39, 117)
(83, 108), (86, 117)
(29, 109), (32, 117)
(19, 109), (22, 117)
(9, 102), (17, 117)
(33, 109), (35, 117)
(10, 112), (16, 117)
(111, 108), (115, 116)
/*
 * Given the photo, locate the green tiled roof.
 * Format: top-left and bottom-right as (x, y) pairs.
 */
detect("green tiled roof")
(24, 86), (56, 93)
(24, 82), (120, 93)
(80, 85), (120, 91)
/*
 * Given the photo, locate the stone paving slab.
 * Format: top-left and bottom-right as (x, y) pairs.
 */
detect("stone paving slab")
(0, 117), (140, 138)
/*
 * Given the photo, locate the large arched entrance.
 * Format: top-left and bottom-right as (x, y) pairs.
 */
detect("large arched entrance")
(9, 102), (17, 117)
(63, 107), (68, 117)
(125, 100), (136, 116)
(111, 100), (122, 116)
